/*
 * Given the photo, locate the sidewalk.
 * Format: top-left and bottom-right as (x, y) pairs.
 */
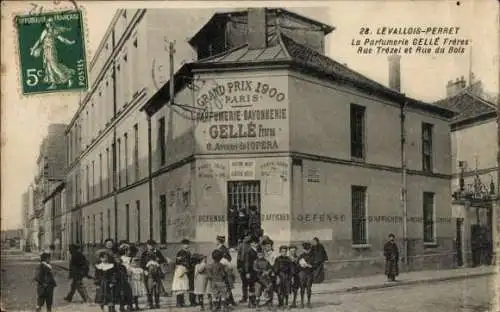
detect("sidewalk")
(48, 253), (497, 296)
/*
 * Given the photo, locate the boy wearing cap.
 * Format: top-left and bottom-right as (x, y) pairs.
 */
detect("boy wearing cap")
(174, 239), (195, 307)
(297, 243), (315, 309)
(273, 245), (293, 309)
(216, 235), (237, 306)
(244, 237), (260, 308)
(34, 252), (57, 312)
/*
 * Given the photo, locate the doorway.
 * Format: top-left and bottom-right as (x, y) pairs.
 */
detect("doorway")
(227, 180), (261, 248)
(455, 218), (463, 267)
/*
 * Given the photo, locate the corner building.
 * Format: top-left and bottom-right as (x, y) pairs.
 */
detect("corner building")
(143, 8), (457, 277)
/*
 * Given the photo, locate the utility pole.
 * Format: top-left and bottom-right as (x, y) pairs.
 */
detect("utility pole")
(169, 40), (176, 104)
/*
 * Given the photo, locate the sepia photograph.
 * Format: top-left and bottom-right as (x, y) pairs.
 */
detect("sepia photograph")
(1, 1), (499, 311)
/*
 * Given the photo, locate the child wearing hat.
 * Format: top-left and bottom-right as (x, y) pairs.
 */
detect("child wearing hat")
(128, 257), (147, 311)
(297, 242), (315, 309)
(94, 251), (117, 312)
(34, 252), (57, 312)
(273, 245), (293, 309)
(216, 235), (237, 306)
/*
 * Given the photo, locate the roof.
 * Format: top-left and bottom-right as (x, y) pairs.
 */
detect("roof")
(143, 33), (456, 119)
(188, 8), (335, 47)
(434, 90), (497, 126)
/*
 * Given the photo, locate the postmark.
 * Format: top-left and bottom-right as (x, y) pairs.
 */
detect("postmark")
(15, 9), (88, 95)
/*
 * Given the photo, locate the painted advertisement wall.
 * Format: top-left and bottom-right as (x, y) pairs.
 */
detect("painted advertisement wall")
(193, 71), (289, 154)
(193, 156), (291, 243)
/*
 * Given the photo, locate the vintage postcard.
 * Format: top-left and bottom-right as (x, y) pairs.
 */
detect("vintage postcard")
(1, 1), (499, 312)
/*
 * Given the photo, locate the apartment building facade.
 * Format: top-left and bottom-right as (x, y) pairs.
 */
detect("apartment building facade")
(142, 8), (457, 276)
(65, 9), (210, 249)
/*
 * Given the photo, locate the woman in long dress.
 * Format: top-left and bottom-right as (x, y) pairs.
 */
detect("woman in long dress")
(311, 237), (328, 284)
(29, 17), (76, 89)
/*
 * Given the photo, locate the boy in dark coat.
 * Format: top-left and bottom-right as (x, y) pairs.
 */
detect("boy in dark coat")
(273, 245), (293, 309)
(287, 245), (300, 308)
(237, 235), (251, 304)
(34, 252), (57, 312)
(297, 242), (315, 309)
(244, 237), (259, 308)
(383, 233), (399, 282)
(207, 249), (231, 312)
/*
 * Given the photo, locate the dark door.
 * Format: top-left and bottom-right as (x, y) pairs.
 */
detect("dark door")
(227, 181), (261, 248)
(470, 224), (481, 267)
(456, 218), (463, 266)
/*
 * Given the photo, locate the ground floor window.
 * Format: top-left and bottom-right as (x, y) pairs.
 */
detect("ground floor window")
(423, 192), (435, 243)
(227, 180), (261, 248)
(351, 185), (367, 245)
(160, 195), (167, 244)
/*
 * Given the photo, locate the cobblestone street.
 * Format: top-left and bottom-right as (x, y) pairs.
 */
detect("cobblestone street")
(2, 251), (498, 312)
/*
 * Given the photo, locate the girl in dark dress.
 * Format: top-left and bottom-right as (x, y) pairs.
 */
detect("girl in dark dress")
(273, 245), (293, 309)
(311, 237), (328, 284)
(94, 252), (118, 312)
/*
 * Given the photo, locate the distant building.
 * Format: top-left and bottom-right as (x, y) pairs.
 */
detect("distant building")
(1, 229), (23, 249)
(142, 8), (456, 277)
(35, 124), (67, 250)
(435, 78), (498, 267)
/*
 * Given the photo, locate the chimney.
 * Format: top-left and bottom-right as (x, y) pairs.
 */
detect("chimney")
(446, 76), (467, 97)
(388, 55), (401, 92)
(247, 8), (267, 50)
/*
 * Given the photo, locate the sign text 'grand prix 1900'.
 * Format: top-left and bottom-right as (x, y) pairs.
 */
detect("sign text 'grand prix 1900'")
(196, 80), (287, 153)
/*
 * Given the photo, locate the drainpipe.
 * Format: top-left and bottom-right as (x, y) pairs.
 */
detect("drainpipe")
(147, 114), (153, 241)
(401, 100), (408, 266)
(112, 29), (118, 243)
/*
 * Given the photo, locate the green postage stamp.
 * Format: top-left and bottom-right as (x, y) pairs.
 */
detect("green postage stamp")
(15, 10), (88, 95)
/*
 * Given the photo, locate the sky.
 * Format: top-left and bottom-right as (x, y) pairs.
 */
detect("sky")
(1, 1), (498, 230)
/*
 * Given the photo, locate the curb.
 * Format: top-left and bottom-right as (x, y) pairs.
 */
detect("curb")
(318, 271), (496, 295)
(52, 261), (496, 296)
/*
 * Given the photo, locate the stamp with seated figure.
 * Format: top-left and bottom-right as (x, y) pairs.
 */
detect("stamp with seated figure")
(15, 9), (88, 95)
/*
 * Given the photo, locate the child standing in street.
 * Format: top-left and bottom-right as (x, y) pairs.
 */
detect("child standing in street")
(94, 252), (117, 312)
(273, 246), (293, 309)
(298, 243), (315, 309)
(287, 245), (300, 308)
(34, 252), (57, 312)
(128, 258), (147, 311)
(253, 247), (274, 309)
(194, 255), (213, 311)
(207, 249), (230, 312)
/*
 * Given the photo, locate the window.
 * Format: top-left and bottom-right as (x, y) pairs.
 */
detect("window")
(124, 133), (128, 185)
(85, 165), (89, 202)
(423, 192), (435, 243)
(351, 185), (367, 245)
(99, 153), (103, 196)
(123, 53), (130, 104)
(91, 160), (95, 199)
(350, 104), (366, 159)
(90, 102), (94, 140)
(86, 216), (90, 244)
(92, 214), (96, 243)
(160, 195), (167, 244)
(422, 123), (433, 172)
(106, 148), (110, 193)
(227, 181), (261, 248)
(136, 200), (141, 242)
(158, 117), (166, 165)
(125, 204), (130, 241)
(116, 63), (122, 111)
(100, 212), (104, 243)
(107, 208), (111, 239)
(133, 124), (139, 180)
(117, 139), (121, 188)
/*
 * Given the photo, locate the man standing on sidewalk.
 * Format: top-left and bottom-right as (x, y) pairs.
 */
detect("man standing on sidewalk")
(64, 244), (90, 303)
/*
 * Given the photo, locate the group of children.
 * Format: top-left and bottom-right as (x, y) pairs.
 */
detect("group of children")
(184, 238), (317, 312)
(93, 245), (166, 312)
